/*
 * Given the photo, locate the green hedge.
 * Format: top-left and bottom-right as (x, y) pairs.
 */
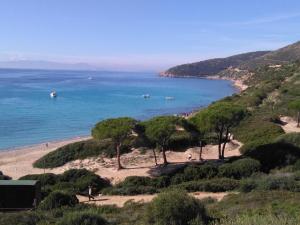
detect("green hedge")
(244, 143), (300, 172)
(143, 190), (208, 225)
(57, 212), (108, 225)
(171, 178), (239, 192)
(275, 133), (300, 148)
(0, 171), (11, 180)
(19, 169), (111, 195)
(39, 191), (78, 210)
(218, 158), (261, 179)
(33, 139), (130, 169)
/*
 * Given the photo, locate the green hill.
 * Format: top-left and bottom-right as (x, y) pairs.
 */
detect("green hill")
(164, 41), (300, 77)
(242, 41), (300, 69)
(163, 51), (269, 77)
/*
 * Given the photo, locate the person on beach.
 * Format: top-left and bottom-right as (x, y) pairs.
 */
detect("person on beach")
(88, 185), (94, 201)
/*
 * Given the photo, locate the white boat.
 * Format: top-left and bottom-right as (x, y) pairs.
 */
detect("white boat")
(50, 91), (57, 98)
(165, 96), (175, 100)
(142, 94), (150, 99)
(88, 76), (93, 80)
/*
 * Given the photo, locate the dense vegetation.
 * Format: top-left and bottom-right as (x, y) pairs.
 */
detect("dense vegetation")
(5, 48), (300, 224)
(164, 41), (300, 77)
(19, 169), (111, 198)
(164, 51), (268, 77)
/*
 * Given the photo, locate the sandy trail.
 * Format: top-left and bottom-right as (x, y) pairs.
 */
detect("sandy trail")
(280, 116), (300, 133)
(0, 137), (241, 183)
(77, 192), (231, 207)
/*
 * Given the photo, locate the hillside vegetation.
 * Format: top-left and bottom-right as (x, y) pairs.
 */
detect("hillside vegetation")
(163, 51), (268, 77)
(164, 41), (300, 78)
(6, 49), (300, 224)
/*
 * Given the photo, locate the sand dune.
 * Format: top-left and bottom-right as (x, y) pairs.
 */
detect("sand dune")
(0, 138), (241, 183)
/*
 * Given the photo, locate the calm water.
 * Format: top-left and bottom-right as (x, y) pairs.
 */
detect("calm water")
(0, 69), (235, 150)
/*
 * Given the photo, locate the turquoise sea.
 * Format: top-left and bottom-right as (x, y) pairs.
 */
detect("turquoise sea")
(0, 69), (236, 150)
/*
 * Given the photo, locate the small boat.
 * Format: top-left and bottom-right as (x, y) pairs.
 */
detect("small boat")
(50, 91), (57, 98)
(165, 96), (175, 100)
(88, 76), (93, 80)
(142, 94), (150, 99)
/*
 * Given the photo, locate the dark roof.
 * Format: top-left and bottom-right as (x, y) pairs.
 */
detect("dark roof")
(0, 180), (39, 186)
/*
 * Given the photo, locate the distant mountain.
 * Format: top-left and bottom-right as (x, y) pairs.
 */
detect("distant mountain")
(162, 51), (270, 77)
(0, 60), (99, 71)
(241, 41), (300, 69)
(163, 41), (300, 78)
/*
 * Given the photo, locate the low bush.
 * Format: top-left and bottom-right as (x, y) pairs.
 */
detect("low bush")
(144, 190), (208, 225)
(0, 171), (11, 180)
(218, 158), (261, 179)
(0, 212), (40, 225)
(19, 173), (57, 185)
(275, 132), (300, 148)
(240, 174), (300, 192)
(244, 142), (300, 172)
(59, 169), (110, 193)
(57, 212), (108, 225)
(39, 191), (78, 210)
(19, 169), (111, 195)
(33, 139), (130, 168)
(170, 164), (219, 185)
(234, 119), (284, 153)
(172, 178), (239, 192)
(102, 176), (170, 195)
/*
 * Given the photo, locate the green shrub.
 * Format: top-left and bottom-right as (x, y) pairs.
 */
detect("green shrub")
(256, 176), (300, 192)
(215, 214), (300, 225)
(0, 171), (11, 180)
(19, 169), (110, 195)
(240, 174), (300, 192)
(244, 142), (300, 172)
(59, 169), (110, 192)
(102, 176), (170, 195)
(19, 173), (57, 185)
(218, 158), (261, 179)
(33, 139), (128, 168)
(184, 164), (219, 180)
(275, 133), (300, 148)
(235, 119), (284, 152)
(173, 178), (239, 192)
(39, 191), (78, 210)
(57, 212), (107, 225)
(0, 212), (39, 225)
(144, 190), (208, 225)
(168, 131), (197, 151)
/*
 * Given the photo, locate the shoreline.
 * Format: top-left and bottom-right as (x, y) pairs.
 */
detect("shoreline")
(159, 72), (248, 92)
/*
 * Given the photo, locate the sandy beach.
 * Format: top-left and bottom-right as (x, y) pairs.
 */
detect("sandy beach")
(0, 136), (242, 183)
(207, 75), (248, 91)
(0, 136), (91, 179)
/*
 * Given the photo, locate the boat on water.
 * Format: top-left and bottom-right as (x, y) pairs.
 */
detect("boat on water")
(142, 94), (150, 99)
(50, 91), (57, 98)
(165, 96), (175, 100)
(88, 76), (93, 80)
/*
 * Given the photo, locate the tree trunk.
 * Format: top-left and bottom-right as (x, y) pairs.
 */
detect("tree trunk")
(297, 111), (300, 127)
(162, 147), (168, 165)
(221, 128), (230, 160)
(116, 143), (124, 170)
(218, 129), (223, 159)
(152, 149), (158, 166)
(199, 141), (203, 161)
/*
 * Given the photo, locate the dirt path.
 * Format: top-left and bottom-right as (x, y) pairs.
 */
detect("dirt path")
(280, 116), (300, 133)
(77, 192), (231, 207)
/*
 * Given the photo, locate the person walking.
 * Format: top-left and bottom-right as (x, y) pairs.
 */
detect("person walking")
(88, 185), (94, 201)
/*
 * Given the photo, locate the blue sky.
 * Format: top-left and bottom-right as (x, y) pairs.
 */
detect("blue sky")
(1, 0), (300, 71)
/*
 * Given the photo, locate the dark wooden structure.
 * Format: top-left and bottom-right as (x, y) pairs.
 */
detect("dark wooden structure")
(0, 180), (41, 211)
